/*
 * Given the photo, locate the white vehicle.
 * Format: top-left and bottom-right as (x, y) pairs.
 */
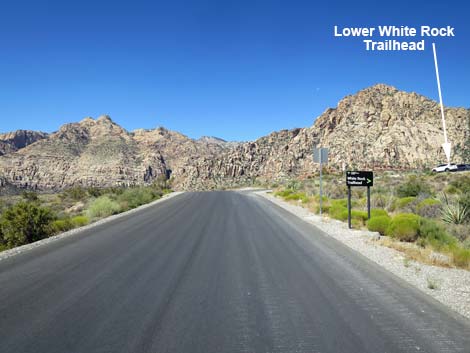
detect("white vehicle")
(432, 164), (458, 173)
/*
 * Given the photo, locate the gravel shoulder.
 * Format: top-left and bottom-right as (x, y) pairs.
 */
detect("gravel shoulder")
(0, 191), (185, 262)
(257, 190), (470, 321)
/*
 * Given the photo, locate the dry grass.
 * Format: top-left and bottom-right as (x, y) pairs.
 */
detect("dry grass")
(378, 237), (468, 269)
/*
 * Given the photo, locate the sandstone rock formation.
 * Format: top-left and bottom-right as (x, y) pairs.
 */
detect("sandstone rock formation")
(0, 130), (48, 156)
(175, 84), (469, 189)
(0, 84), (468, 191)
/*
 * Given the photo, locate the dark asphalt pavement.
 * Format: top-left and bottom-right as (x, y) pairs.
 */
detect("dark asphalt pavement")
(0, 191), (469, 353)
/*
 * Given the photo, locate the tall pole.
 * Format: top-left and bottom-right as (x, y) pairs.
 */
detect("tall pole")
(348, 186), (352, 229)
(319, 150), (323, 216)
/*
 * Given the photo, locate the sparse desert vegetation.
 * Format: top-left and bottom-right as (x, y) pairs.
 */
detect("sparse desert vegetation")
(273, 171), (470, 269)
(0, 182), (172, 251)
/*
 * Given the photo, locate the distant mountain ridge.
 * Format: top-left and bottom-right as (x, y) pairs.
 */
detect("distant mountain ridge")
(0, 130), (48, 156)
(0, 84), (468, 191)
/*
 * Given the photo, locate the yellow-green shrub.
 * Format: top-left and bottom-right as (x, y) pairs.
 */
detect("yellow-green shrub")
(370, 209), (388, 218)
(50, 219), (74, 233)
(71, 215), (89, 227)
(386, 213), (421, 241)
(86, 196), (121, 219)
(367, 216), (391, 235)
(396, 197), (416, 209)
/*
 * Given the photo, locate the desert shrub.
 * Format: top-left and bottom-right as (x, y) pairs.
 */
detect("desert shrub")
(386, 213), (421, 242)
(370, 209), (388, 218)
(397, 176), (431, 197)
(87, 187), (104, 198)
(441, 194), (468, 225)
(445, 185), (459, 194)
(396, 197), (417, 209)
(417, 198), (440, 210)
(331, 199), (348, 208)
(335, 209), (368, 224)
(0, 202), (55, 247)
(458, 193), (470, 221)
(117, 188), (159, 210)
(452, 247), (470, 268)
(418, 218), (457, 249)
(351, 218), (363, 228)
(367, 215), (391, 235)
(463, 238), (470, 250)
(86, 196), (121, 219)
(448, 224), (469, 242)
(62, 187), (88, 201)
(50, 219), (74, 233)
(329, 203), (348, 221)
(416, 198), (441, 218)
(449, 175), (470, 194)
(71, 215), (89, 227)
(313, 195), (328, 203)
(284, 192), (309, 203)
(286, 180), (301, 191)
(21, 191), (39, 202)
(314, 202), (331, 214)
(351, 210), (368, 223)
(275, 189), (294, 198)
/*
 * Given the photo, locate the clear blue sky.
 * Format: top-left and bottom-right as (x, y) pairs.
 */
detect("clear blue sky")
(1, 0), (468, 141)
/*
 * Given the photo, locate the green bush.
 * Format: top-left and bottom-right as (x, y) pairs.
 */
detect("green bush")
(0, 202), (55, 247)
(370, 209), (388, 218)
(329, 203), (348, 221)
(62, 187), (88, 201)
(449, 175), (470, 194)
(86, 196), (121, 219)
(284, 192), (309, 203)
(397, 177), (431, 197)
(396, 197), (416, 209)
(87, 187), (104, 198)
(50, 215), (90, 234)
(338, 209), (368, 224)
(117, 187), (159, 210)
(71, 215), (89, 227)
(275, 189), (294, 198)
(458, 193), (470, 222)
(386, 213), (421, 242)
(452, 247), (470, 268)
(21, 191), (39, 202)
(351, 210), (368, 222)
(50, 219), (74, 233)
(418, 218), (457, 249)
(367, 216), (391, 235)
(417, 198), (440, 210)
(331, 199), (348, 208)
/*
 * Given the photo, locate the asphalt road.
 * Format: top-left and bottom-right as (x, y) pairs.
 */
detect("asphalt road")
(0, 191), (469, 353)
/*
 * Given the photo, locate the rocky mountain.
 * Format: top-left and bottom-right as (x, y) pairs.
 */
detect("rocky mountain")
(0, 130), (48, 156)
(0, 84), (468, 191)
(174, 84), (469, 189)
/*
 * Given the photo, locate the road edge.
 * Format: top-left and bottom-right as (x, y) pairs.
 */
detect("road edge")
(255, 190), (470, 321)
(0, 191), (185, 262)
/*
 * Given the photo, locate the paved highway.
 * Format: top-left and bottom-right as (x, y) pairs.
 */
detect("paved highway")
(0, 191), (469, 353)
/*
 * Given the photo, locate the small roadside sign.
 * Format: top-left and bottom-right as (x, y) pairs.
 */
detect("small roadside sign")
(313, 148), (329, 164)
(346, 171), (373, 187)
(346, 171), (374, 229)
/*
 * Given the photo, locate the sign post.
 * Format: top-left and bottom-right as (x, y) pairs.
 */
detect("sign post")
(313, 148), (329, 216)
(346, 171), (374, 229)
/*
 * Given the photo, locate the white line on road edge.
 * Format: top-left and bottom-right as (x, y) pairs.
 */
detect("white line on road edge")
(0, 191), (185, 262)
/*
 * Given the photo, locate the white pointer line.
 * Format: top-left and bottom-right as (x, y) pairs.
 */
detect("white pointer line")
(432, 43), (451, 163)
